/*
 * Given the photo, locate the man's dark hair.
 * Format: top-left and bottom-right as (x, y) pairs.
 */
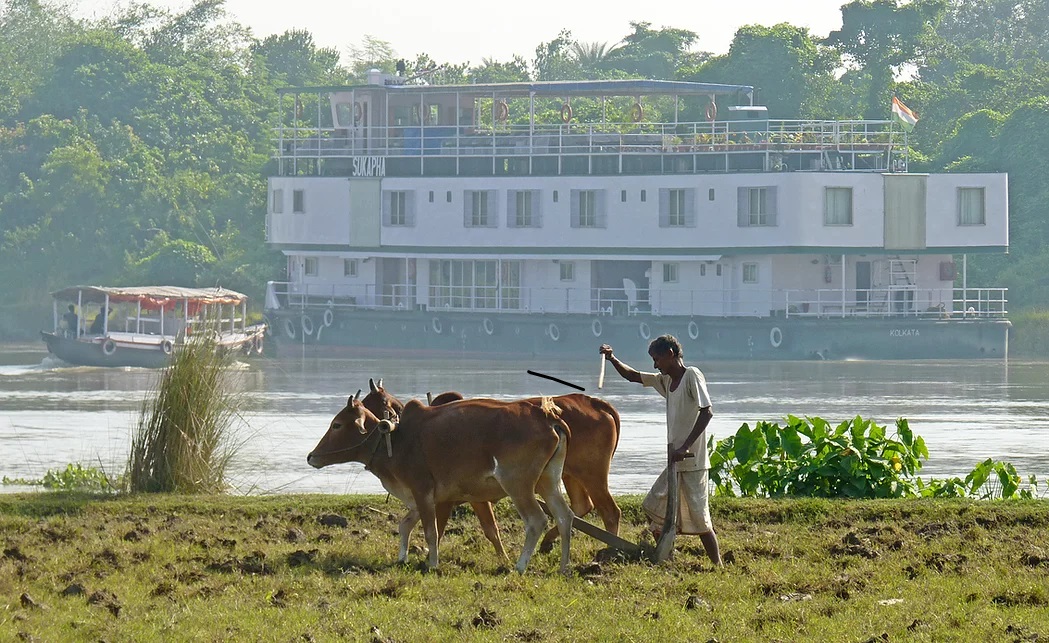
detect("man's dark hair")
(648, 334), (682, 357)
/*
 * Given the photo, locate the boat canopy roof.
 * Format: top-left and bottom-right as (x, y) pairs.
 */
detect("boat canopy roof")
(279, 78), (754, 99)
(51, 286), (249, 307)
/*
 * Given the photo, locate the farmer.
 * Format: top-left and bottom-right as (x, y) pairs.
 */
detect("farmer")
(599, 335), (722, 565)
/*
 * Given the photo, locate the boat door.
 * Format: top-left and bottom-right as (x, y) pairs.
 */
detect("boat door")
(856, 261), (871, 309)
(592, 261), (649, 315)
(377, 258), (408, 308)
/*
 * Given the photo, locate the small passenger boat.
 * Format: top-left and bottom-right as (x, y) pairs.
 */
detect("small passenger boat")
(41, 286), (266, 368)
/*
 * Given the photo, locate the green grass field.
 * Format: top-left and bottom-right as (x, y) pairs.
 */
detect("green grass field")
(2, 494), (1047, 642)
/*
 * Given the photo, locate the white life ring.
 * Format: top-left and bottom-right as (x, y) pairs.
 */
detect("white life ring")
(102, 339), (117, 356)
(591, 319), (602, 337)
(253, 335), (264, 355)
(431, 317), (443, 334)
(483, 318), (495, 336)
(687, 320), (700, 341)
(284, 318), (297, 340)
(770, 326), (783, 348)
(548, 323), (560, 341)
(639, 321), (651, 340)
(160, 339), (173, 355)
(301, 314), (314, 337)
(323, 308), (334, 328)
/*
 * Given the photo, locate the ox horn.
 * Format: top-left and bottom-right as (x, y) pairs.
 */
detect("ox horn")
(354, 389), (362, 402)
(369, 378), (378, 393)
(377, 377), (383, 389)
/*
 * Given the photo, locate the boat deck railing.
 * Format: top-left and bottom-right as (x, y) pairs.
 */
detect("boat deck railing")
(267, 282), (1007, 321)
(274, 119), (907, 176)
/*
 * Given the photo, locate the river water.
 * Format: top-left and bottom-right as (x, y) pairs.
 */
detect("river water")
(2, 343), (1048, 495)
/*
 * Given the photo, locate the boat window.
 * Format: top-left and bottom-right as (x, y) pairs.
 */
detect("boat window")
(737, 186), (777, 227)
(335, 103), (353, 127)
(742, 263), (758, 284)
(663, 263), (679, 283)
(659, 189), (695, 228)
(709, 188), (715, 201)
(428, 191), (434, 203)
(716, 264), (723, 277)
(621, 190), (627, 203)
(824, 187), (853, 225)
(559, 262), (575, 282)
(446, 191), (452, 203)
(293, 189), (305, 214)
(700, 264), (707, 277)
(958, 187), (985, 225)
(464, 190), (497, 228)
(508, 190), (541, 228)
(271, 189), (284, 214)
(344, 259), (358, 277)
(383, 191), (415, 227)
(640, 190), (647, 203)
(571, 190), (606, 229)
(304, 257), (318, 277)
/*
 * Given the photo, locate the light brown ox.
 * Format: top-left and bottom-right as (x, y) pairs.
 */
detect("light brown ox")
(363, 378), (621, 558)
(307, 392), (575, 574)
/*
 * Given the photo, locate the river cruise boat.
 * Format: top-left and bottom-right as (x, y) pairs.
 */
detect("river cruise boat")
(42, 286), (266, 368)
(264, 74), (1009, 361)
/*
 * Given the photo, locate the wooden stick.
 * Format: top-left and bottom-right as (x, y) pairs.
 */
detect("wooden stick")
(597, 355), (606, 389)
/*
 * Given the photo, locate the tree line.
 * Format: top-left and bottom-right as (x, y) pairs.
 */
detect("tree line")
(2, 0), (1048, 336)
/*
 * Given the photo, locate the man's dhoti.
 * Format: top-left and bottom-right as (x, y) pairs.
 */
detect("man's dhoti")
(642, 467), (712, 535)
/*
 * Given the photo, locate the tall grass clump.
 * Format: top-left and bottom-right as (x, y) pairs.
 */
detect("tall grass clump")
(126, 334), (244, 493)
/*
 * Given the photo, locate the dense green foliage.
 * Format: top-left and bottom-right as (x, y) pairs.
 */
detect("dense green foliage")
(2, 0), (1049, 340)
(710, 415), (1041, 500)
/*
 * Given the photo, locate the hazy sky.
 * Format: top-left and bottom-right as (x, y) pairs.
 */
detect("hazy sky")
(74, 0), (847, 66)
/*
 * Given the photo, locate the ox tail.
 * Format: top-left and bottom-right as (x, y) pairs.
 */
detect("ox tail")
(594, 397), (622, 456)
(539, 395), (562, 418)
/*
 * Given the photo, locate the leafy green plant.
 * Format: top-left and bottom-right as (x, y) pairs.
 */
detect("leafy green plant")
(710, 416), (927, 499)
(709, 416), (1039, 500)
(2, 463), (117, 492)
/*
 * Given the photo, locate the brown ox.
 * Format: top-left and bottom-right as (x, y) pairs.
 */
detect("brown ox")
(307, 392), (575, 574)
(363, 378), (621, 557)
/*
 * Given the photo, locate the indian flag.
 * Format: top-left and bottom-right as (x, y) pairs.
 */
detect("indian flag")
(891, 96), (918, 131)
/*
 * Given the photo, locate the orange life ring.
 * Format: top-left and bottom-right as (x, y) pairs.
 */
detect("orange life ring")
(706, 102), (718, 121)
(495, 100), (509, 122)
(631, 102), (644, 123)
(353, 102), (363, 124)
(561, 103), (573, 123)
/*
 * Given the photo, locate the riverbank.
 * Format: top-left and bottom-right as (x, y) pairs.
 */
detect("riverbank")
(2, 494), (1046, 641)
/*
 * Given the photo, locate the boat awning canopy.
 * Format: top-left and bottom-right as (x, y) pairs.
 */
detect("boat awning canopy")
(50, 286), (249, 307)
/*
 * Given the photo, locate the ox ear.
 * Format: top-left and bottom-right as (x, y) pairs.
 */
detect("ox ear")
(369, 378), (377, 393)
(354, 416), (367, 434)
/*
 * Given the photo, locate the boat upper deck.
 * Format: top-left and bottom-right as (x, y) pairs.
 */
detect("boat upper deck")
(274, 78), (910, 178)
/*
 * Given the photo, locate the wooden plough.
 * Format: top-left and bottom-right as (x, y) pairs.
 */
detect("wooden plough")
(542, 444), (687, 563)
